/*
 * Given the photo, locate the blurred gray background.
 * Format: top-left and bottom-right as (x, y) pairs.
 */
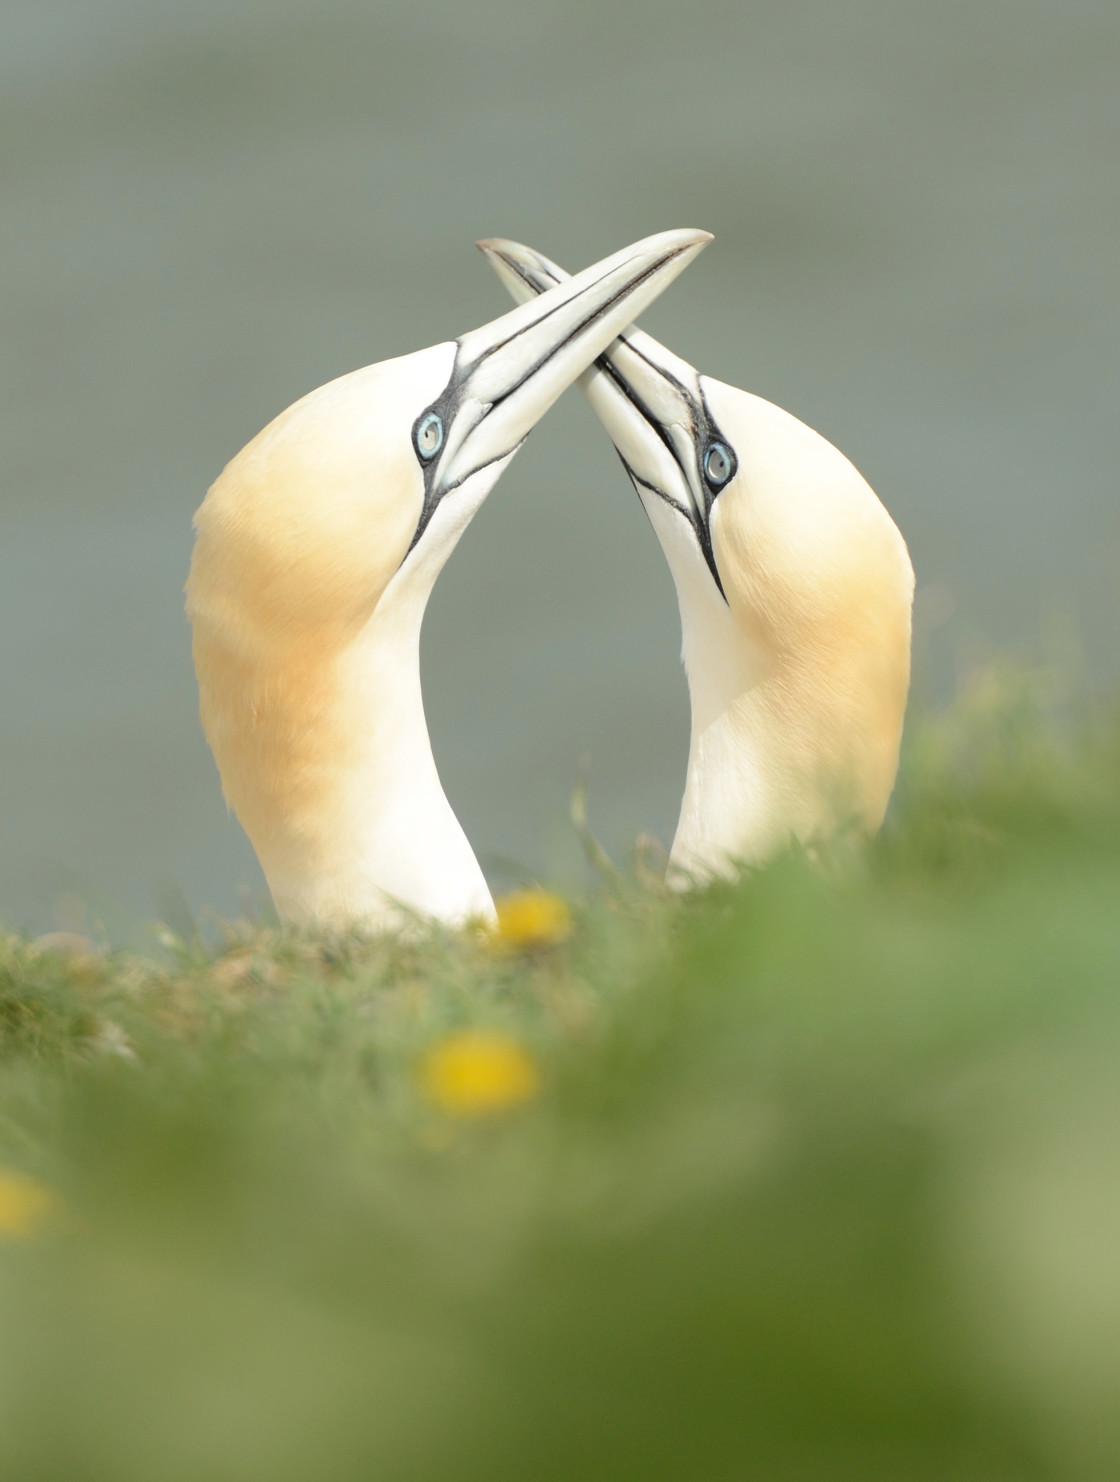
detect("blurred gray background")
(1, 0), (1117, 934)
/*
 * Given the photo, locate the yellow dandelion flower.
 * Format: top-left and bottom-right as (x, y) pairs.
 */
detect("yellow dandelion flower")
(0, 1169), (60, 1240)
(489, 889), (572, 951)
(419, 1030), (540, 1116)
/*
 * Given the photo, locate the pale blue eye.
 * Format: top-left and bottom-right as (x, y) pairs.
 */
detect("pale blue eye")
(704, 442), (732, 485)
(416, 411), (443, 460)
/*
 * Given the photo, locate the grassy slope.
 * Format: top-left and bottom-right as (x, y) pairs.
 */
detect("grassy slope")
(1, 668), (1119, 1482)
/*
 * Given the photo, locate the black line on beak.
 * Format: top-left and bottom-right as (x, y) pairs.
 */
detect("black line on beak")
(619, 454), (727, 602)
(405, 246), (695, 558)
(596, 360), (730, 604)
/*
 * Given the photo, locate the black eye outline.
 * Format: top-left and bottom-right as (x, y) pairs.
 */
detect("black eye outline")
(703, 441), (734, 487)
(414, 410), (444, 461)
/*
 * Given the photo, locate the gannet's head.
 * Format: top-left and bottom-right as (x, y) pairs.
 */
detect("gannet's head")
(479, 239), (915, 862)
(186, 230), (711, 911)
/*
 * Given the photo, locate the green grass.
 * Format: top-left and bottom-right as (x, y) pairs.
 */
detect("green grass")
(2, 664), (1119, 1481)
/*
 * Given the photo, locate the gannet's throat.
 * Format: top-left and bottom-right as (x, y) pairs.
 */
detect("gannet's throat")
(260, 518), (493, 927)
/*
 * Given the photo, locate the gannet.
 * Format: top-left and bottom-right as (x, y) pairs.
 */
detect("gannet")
(480, 239), (914, 883)
(187, 229), (711, 930)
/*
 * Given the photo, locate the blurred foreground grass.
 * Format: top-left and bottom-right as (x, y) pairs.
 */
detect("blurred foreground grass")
(2, 666), (1119, 1481)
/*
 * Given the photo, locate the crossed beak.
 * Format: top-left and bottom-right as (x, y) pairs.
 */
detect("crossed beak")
(477, 235), (730, 597)
(411, 229), (712, 546)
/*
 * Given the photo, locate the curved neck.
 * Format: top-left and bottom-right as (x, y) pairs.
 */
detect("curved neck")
(664, 543), (779, 881)
(668, 561), (900, 882)
(273, 578), (492, 929)
(205, 569), (493, 932)
(637, 496), (774, 881)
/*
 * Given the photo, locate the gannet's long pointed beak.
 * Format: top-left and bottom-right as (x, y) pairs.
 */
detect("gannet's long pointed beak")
(477, 236), (729, 597)
(410, 228), (712, 551)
